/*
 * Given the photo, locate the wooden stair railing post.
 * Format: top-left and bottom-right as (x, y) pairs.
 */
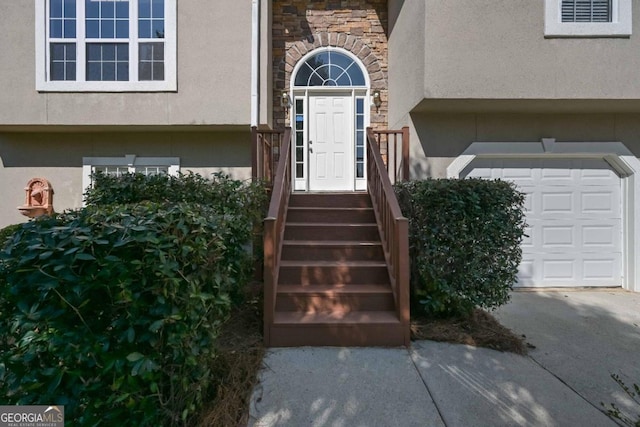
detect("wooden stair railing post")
(263, 127), (292, 346)
(402, 126), (410, 181)
(366, 127), (411, 346)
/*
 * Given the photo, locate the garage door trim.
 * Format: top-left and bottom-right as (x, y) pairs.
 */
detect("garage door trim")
(446, 139), (640, 293)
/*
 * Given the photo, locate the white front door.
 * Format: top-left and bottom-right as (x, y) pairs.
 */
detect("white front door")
(308, 94), (354, 191)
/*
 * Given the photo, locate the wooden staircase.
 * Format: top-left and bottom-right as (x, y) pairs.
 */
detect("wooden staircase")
(258, 126), (410, 348)
(267, 192), (406, 347)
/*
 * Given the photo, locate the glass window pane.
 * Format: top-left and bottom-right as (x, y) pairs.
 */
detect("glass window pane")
(152, 63), (164, 80)
(295, 117), (304, 130)
(296, 132), (303, 146)
(330, 51), (353, 70)
(51, 43), (65, 59)
(357, 116), (364, 129)
(116, 44), (129, 60)
(296, 164), (304, 179)
(87, 62), (101, 80)
(336, 73), (351, 86)
(50, 20), (63, 38)
(67, 43), (76, 58)
(86, 0), (99, 18)
(66, 62), (77, 80)
(64, 0), (76, 18)
(103, 62), (115, 80)
(117, 63), (129, 81)
(349, 68), (366, 86)
(152, 0), (164, 18)
(51, 0), (63, 18)
(64, 20), (76, 38)
(356, 147), (364, 161)
(152, 43), (164, 60)
(139, 62), (151, 80)
(308, 72), (323, 86)
(315, 65), (329, 81)
(357, 164), (364, 178)
(101, 2), (115, 18)
(116, 2), (129, 18)
(152, 20), (165, 38)
(51, 63), (65, 80)
(86, 20), (99, 38)
(295, 99), (303, 112)
(357, 131), (364, 146)
(102, 44), (115, 60)
(139, 43), (152, 60)
(116, 20), (129, 38)
(139, 0), (151, 18)
(87, 44), (101, 60)
(139, 20), (151, 38)
(101, 20), (115, 38)
(296, 147), (304, 161)
(356, 98), (364, 114)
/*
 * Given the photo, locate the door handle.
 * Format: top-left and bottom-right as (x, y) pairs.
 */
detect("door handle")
(309, 140), (313, 145)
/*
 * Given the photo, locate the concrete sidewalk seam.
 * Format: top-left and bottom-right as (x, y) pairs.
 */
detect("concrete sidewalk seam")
(527, 355), (614, 424)
(408, 346), (448, 427)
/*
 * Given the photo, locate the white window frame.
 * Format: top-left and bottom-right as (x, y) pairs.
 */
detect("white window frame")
(82, 154), (180, 199)
(36, 0), (177, 92)
(544, 0), (632, 37)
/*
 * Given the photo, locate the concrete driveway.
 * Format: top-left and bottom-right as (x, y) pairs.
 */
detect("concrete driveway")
(494, 290), (640, 425)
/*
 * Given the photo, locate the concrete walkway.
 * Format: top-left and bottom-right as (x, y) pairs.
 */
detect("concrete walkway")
(248, 290), (640, 427)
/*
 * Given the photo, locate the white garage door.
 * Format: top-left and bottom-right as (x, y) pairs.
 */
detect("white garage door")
(463, 158), (622, 287)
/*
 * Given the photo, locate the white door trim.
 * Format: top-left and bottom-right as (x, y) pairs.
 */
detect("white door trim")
(446, 139), (640, 293)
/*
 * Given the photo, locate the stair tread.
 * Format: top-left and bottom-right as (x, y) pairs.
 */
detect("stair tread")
(286, 222), (377, 227)
(288, 206), (373, 210)
(278, 284), (392, 294)
(283, 240), (382, 246)
(274, 310), (400, 325)
(280, 260), (387, 267)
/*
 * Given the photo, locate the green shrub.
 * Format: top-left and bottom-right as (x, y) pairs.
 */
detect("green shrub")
(84, 171), (267, 225)
(0, 223), (23, 248)
(395, 179), (526, 317)
(0, 201), (253, 426)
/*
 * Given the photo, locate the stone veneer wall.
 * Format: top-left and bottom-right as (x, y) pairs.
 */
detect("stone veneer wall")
(272, 1), (388, 130)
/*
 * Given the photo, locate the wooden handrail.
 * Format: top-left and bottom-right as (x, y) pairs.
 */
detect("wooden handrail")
(251, 126), (287, 186)
(366, 127), (410, 346)
(369, 126), (410, 183)
(263, 127), (292, 345)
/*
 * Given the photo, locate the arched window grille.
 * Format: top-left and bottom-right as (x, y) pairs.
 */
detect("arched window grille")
(294, 50), (366, 87)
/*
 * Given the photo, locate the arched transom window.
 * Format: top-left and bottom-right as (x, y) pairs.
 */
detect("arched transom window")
(294, 50), (366, 87)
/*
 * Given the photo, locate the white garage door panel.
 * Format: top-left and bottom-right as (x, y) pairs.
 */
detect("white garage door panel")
(464, 158), (622, 288)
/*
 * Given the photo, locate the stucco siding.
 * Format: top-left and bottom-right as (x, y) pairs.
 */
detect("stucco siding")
(389, 0), (640, 118)
(0, 130), (251, 228)
(409, 113), (640, 179)
(388, 0), (425, 129)
(0, 1), (251, 127)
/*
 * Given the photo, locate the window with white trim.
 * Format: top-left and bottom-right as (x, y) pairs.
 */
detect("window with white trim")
(544, 0), (631, 37)
(82, 155), (180, 197)
(36, 0), (177, 91)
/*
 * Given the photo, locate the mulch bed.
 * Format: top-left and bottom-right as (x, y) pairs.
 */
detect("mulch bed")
(411, 308), (529, 355)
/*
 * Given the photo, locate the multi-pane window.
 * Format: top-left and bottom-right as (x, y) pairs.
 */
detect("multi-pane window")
(295, 99), (305, 179)
(37, 0), (176, 91)
(355, 98), (365, 179)
(561, 0), (611, 22)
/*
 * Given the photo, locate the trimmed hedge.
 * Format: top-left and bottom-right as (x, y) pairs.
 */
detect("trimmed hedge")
(0, 223), (22, 249)
(395, 179), (526, 317)
(0, 173), (267, 426)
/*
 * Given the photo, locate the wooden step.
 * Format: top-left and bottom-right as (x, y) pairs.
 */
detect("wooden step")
(288, 193), (372, 208)
(281, 241), (385, 261)
(284, 223), (380, 241)
(268, 311), (405, 346)
(278, 260), (390, 285)
(276, 284), (394, 313)
(286, 207), (376, 223)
